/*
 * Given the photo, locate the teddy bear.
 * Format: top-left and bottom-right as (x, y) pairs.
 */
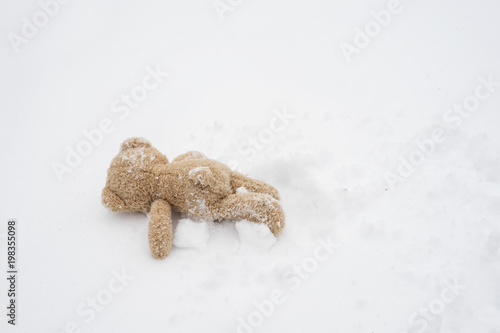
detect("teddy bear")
(102, 137), (285, 259)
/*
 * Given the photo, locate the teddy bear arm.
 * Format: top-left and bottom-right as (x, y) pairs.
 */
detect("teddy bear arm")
(216, 193), (285, 236)
(230, 171), (280, 200)
(148, 199), (173, 259)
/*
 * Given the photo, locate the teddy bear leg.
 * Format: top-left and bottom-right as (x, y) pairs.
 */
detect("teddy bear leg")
(148, 199), (173, 259)
(230, 171), (280, 200)
(216, 193), (285, 235)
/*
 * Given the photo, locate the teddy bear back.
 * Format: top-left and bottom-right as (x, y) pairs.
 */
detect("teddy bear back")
(151, 157), (233, 215)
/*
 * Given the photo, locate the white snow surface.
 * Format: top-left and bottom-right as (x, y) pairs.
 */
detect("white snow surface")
(1, 1), (500, 333)
(173, 218), (210, 249)
(236, 220), (277, 253)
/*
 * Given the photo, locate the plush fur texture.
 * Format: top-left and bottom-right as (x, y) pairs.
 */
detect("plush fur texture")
(102, 137), (285, 259)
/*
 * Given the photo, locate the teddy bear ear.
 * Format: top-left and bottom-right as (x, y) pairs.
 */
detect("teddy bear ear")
(119, 137), (152, 152)
(102, 187), (127, 211)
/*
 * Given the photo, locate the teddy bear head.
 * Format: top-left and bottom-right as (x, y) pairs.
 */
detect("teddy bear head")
(102, 137), (168, 213)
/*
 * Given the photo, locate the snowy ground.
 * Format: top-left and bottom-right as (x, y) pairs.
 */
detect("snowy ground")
(1, 1), (500, 332)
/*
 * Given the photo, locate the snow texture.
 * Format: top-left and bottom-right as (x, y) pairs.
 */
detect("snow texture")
(235, 220), (276, 252)
(173, 218), (210, 249)
(1, 1), (500, 333)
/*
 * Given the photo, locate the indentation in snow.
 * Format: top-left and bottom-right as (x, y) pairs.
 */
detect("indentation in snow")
(173, 218), (210, 249)
(235, 220), (276, 252)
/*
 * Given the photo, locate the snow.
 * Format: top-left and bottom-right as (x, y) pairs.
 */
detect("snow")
(188, 166), (210, 176)
(188, 166), (212, 186)
(236, 186), (249, 194)
(1, 1), (500, 333)
(187, 198), (209, 216)
(173, 218), (210, 249)
(235, 220), (276, 253)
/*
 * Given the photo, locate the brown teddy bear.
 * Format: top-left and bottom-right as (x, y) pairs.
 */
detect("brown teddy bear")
(102, 137), (285, 259)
